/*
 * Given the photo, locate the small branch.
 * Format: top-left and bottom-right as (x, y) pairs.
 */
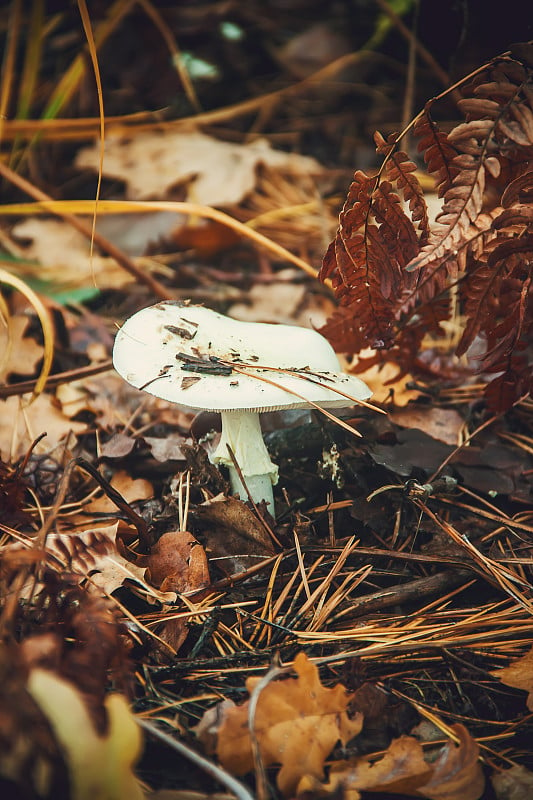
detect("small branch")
(0, 359), (113, 398)
(334, 568), (473, 618)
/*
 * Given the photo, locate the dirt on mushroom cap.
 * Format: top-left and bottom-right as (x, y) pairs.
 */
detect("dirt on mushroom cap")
(112, 302), (372, 413)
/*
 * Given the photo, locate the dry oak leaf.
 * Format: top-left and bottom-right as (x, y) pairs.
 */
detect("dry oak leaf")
(490, 646), (533, 710)
(322, 724), (483, 800)
(216, 651), (363, 797)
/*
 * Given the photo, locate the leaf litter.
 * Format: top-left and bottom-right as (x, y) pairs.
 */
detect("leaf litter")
(0, 12), (533, 800)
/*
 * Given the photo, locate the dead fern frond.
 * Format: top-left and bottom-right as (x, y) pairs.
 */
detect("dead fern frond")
(320, 42), (533, 411)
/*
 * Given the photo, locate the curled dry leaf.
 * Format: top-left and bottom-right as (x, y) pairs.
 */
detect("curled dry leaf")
(323, 735), (432, 800)
(321, 723), (483, 800)
(144, 531), (210, 653)
(215, 651), (363, 797)
(415, 724), (484, 800)
(491, 645), (533, 710)
(193, 493), (275, 575)
(491, 764), (533, 799)
(145, 531), (210, 595)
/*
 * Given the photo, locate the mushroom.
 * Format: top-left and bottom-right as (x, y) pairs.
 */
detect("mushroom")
(112, 301), (372, 515)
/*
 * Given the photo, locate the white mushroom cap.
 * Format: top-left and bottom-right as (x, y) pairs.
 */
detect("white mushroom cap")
(112, 301), (371, 411)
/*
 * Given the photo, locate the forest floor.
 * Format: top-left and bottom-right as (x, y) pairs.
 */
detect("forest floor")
(0, 4), (532, 800)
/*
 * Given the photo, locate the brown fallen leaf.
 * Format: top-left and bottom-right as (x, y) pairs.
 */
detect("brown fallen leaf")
(144, 530), (211, 652)
(491, 763), (533, 799)
(0, 314), (43, 383)
(390, 406), (464, 446)
(215, 651), (363, 796)
(0, 393), (87, 460)
(322, 735), (432, 800)
(316, 723), (483, 800)
(193, 493), (276, 575)
(415, 724), (485, 800)
(146, 531), (210, 595)
(491, 646), (533, 710)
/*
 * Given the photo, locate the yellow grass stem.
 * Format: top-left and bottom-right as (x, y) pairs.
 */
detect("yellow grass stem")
(0, 198), (322, 282)
(16, 0), (45, 120)
(0, 0), (22, 145)
(77, 0), (105, 284)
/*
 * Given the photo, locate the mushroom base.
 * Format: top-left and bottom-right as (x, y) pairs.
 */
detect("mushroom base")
(211, 410), (278, 514)
(227, 469), (275, 515)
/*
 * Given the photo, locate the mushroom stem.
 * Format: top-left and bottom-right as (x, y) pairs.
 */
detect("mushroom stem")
(211, 410), (278, 513)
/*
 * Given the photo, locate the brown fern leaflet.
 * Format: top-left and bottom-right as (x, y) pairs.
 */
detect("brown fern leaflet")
(321, 42), (533, 410)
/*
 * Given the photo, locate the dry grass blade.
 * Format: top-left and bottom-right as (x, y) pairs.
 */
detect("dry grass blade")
(77, 0), (105, 277)
(229, 365), (365, 437)
(0, 0), (22, 144)
(0, 198), (320, 281)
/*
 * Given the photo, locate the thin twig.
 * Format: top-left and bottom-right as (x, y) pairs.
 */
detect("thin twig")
(247, 654), (287, 800)
(138, 719), (255, 800)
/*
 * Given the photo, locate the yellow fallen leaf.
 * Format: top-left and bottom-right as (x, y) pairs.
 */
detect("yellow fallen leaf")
(491, 646), (533, 711)
(216, 651), (363, 796)
(27, 669), (144, 800)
